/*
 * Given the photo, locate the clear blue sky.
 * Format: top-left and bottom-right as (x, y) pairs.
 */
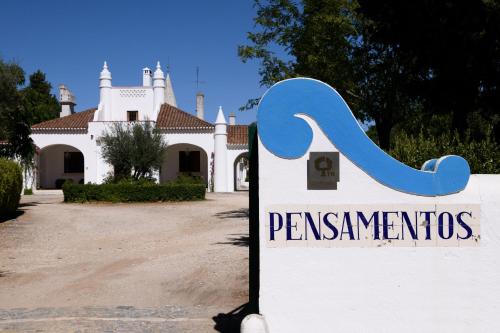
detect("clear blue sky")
(0, 0), (269, 124)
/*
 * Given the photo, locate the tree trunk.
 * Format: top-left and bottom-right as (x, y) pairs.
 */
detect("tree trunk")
(375, 117), (392, 150)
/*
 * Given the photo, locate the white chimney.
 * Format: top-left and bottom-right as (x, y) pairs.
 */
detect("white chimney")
(196, 92), (204, 120)
(229, 112), (236, 125)
(153, 62), (165, 113)
(143, 67), (152, 87)
(59, 84), (76, 117)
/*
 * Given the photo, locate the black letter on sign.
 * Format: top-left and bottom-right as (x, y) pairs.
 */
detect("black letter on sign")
(457, 211), (473, 240)
(322, 212), (339, 240)
(269, 212), (283, 241)
(438, 212), (454, 240)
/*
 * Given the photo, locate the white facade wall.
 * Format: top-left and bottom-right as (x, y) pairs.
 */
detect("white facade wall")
(227, 147), (248, 192)
(30, 63), (248, 191)
(159, 131), (214, 186)
(31, 132), (94, 188)
(109, 87), (155, 121)
(38, 144), (83, 188)
(32, 128), (219, 188)
(257, 116), (500, 333)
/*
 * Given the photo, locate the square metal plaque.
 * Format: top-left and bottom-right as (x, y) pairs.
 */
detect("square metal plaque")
(307, 152), (339, 190)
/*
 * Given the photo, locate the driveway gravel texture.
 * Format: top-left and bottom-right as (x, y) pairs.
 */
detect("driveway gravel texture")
(0, 192), (249, 332)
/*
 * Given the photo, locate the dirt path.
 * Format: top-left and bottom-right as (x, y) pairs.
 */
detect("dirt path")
(0, 192), (249, 332)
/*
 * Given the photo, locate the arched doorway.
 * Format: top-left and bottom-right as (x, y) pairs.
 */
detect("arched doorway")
(39, 144), (85, 189)
(234, 153), (249, 191)
(160, 143), (209, 185)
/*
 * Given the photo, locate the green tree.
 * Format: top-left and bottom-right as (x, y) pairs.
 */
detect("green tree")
(22, 70), (60, 124)
(101, 122), (167, 181)
(239, 0), (419, 149)
(0, 59), (34, 167)
(356, 0), (500, 141)
(240, 0), (500, 150)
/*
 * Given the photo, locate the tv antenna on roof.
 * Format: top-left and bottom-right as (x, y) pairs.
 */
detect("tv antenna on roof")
(195, 66), (206, 90)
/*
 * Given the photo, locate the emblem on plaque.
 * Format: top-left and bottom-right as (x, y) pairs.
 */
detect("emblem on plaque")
(307, 152), (339, 190)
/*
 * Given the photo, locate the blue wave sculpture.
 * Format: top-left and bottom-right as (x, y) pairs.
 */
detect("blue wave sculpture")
(257, 78), (470, 196)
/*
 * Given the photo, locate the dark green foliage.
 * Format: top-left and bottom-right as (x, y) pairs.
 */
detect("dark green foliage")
(0, 158), (23, 216)
(62, 182), (206, 203)
(389, 131), (500, 174)
(1, 59), (58, 168)
(357, 0), (500, 142)
(240, 0), (500, 154)
(0, 59), (34, 166)
(22, 70), (60, 124)
(55, 178), (79, 189)
(169, 174), (205, 185)
(23, 188), (33, 195)
(101, 122), (167, 180)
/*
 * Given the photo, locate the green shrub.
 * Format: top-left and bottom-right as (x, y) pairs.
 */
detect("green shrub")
(0, 158), (23, 216)
(63, 182), (206, 203)
(23, 188), (33, 195)
(55, 178), (73, 189)
(389, 131), (500, 174)
(170, 174), (205, 185)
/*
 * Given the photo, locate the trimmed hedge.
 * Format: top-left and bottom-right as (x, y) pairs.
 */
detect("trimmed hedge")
(389, 131), (500, 174)
(63, 182), (206, 203)
(0, 158), (23, 216)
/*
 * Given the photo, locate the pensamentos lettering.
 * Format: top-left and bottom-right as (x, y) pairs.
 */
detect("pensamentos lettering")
(268, 210), (477, 243)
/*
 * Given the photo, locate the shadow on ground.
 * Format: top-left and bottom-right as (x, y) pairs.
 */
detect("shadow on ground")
(0, 210), (24, 224)
(0, 270), (11, 277)
(215, 209), (249, 220)
(0, 201), (45, 223)
(216, 234), (250, 247)
(213, 303), (252, 333)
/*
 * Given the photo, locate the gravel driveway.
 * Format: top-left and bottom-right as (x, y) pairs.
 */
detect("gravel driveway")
(0, 191), (249, 332)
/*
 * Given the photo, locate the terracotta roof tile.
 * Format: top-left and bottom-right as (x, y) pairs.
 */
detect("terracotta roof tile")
(32, 108), (97, 131)
(156, 104), (214, 129)
(228, 125), (248, 145)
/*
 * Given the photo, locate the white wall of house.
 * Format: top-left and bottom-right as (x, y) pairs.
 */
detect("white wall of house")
(31, 132), (93, 188)
(30, 62), (248, 192)
(39, 144), (84, 188)
(109, 87), (155, 121)
(31, 127), (227, 189)
(227, 147), (248, 192)
(159, 131), (214, 186)
(160, 143), (209, 184)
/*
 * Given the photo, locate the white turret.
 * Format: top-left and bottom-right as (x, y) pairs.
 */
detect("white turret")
(214, 106), (228, 192)
(153, 61), (165, 114)
(143, 67), (152, 87)
(99, 61), (112, 121)
(165, 72), (177, 107)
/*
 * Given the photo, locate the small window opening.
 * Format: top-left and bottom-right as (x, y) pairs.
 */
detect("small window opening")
(127, 111), (138, 122)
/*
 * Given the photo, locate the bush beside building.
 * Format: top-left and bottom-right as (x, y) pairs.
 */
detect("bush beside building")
(62, 182), (206, 203)
(0, 158), (23, 216)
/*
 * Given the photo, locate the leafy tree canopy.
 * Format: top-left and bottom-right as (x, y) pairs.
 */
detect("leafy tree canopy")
(0, 59), (60, 166)
(239, 0), (500, 150)
(22, 70), (60, 124)
(101, 122), (168, 181)
(0, 59), (33, 165)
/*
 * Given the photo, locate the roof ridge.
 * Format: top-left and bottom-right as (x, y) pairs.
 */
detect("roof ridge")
(164, 103), (214, 126)
(32, 108), (97, 130)
(156, 103), (215, 129)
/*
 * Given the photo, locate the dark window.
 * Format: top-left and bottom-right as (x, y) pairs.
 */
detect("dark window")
(64, 152), (84, 173)
(127, 111), (138, 121)
(179, 151), (200, 172)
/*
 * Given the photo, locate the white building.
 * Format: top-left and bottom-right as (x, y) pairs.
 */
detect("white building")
(30, 62), (249, 192)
